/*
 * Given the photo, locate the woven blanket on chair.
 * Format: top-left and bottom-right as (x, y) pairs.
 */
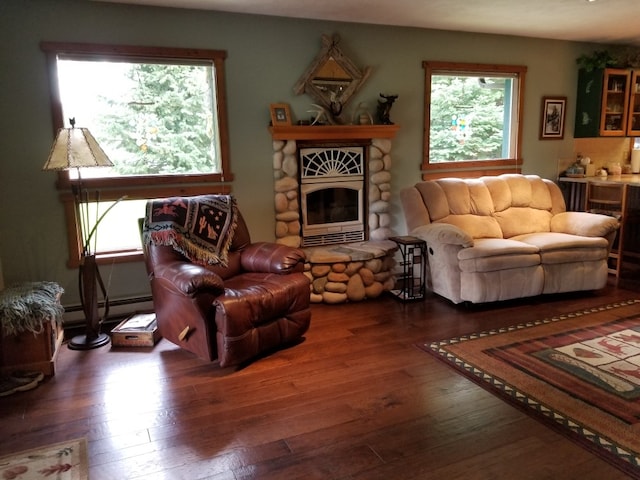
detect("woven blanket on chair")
(143, 195), (238, 266)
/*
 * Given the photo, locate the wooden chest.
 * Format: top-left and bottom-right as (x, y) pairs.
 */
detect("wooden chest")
(0, 316), (64, 376)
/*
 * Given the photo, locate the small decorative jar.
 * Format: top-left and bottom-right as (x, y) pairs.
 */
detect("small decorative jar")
(609, 162), (622, 176)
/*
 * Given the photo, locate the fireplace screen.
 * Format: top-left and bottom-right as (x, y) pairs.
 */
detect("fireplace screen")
(299, 146), (366, 247)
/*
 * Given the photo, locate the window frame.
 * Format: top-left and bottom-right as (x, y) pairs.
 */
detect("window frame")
(422, 61), (526, 179)
(41, 42), (233, 267)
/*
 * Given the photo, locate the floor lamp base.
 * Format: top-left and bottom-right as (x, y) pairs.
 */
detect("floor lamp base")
(68, 332), (110, 350)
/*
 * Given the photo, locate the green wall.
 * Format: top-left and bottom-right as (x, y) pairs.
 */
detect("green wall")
(0, 0), (596, 308)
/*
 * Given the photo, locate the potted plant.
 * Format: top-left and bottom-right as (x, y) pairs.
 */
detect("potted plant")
(576, 50), (616, 72)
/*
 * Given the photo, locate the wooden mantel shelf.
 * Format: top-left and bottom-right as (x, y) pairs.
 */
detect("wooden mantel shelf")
(269, 124), (400, 141)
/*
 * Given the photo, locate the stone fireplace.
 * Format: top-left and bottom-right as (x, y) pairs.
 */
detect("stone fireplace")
(270, 125), (400, 303)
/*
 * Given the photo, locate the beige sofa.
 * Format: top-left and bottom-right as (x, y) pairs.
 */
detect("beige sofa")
(400, 174), (619, 304)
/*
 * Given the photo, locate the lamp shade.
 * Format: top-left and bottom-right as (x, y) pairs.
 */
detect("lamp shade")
(42, 127), (113, 171)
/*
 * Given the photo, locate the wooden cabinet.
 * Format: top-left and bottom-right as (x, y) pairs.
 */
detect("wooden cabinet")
(574, 68), (632, 137)
(600, 69), (630, 136)
(627, 70), (640, 136)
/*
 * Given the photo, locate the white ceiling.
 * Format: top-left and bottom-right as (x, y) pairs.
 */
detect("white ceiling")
(96, 0), (640, 46)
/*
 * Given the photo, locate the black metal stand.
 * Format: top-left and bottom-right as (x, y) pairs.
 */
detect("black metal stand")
(68, 332), (110, 350)
(68, 253), (110, 350)
(389, 236), (427, 302)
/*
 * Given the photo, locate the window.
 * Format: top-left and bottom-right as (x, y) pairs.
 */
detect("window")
(422, 61), (526, 177)
(41, 43), (232, 267)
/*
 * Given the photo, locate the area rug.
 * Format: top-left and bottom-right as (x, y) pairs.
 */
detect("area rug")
(419, 299), (640, 478)
(0, 438), (88, 480)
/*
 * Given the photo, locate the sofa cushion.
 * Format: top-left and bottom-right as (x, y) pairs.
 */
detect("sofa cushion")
(481, 175), (555, 237)
(493, 207), (553, 238)
(482, 176), (513, 211)
(416, 178), (496, 221)
(458, 238), (540, 259)
(512, 232), (609, 251)
(540, 248), (608, 265)
(527, 177), (554, 210)
(415, 181), (450, 221)
(411, 224), (473, 247)
(436, 214), (502, 239)
(459, 253), (542, 273)
(439, 179), (495, 215)
(458, 238), (540, 273)
(550, 211), (620, 237)
(512, 232), (609, 264)
(482, 174), (553, 210)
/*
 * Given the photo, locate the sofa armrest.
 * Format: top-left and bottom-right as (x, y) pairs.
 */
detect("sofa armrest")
(550, 211), (619, 237)
(411, 223), (474, 247)
(153, 261), (225, 297)
(240, 242), (306, 274)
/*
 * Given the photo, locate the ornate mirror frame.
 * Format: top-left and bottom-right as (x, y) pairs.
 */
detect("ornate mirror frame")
(294, 34), (372, 121)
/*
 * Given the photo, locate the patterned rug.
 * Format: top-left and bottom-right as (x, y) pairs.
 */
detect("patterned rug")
(419, 299), (640, 478)
(0, 438), (88, 479)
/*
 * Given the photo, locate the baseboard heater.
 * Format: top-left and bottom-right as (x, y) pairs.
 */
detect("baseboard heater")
(61, 295), (154, 330)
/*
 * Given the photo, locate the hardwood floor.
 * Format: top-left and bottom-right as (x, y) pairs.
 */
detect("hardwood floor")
(2, 283), (639, 479)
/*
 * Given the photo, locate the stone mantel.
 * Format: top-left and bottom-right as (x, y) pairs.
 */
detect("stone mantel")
(269, 124), (399, 141)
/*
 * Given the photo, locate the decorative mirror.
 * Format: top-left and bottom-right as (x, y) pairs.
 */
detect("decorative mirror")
(294, 34), (372, 123)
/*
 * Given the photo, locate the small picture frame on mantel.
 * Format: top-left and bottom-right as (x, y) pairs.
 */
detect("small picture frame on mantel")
(539, 96), (566, 140)
(270, 103), (292, 127)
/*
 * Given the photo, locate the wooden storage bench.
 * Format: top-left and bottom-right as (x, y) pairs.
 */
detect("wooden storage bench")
(0, 282), (64, 377)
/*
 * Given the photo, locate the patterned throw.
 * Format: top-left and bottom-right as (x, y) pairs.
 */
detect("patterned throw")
(143, 195), (238, 266)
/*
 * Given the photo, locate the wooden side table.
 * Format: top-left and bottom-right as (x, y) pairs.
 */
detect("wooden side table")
(389, 236), (427, 302)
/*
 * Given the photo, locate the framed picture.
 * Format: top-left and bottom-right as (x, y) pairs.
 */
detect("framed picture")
(540, 96), (566, 140)
(270, 103), (292, 126)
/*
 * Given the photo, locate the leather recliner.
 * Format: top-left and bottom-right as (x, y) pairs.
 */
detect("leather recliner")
(142, 207), (311, 367)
